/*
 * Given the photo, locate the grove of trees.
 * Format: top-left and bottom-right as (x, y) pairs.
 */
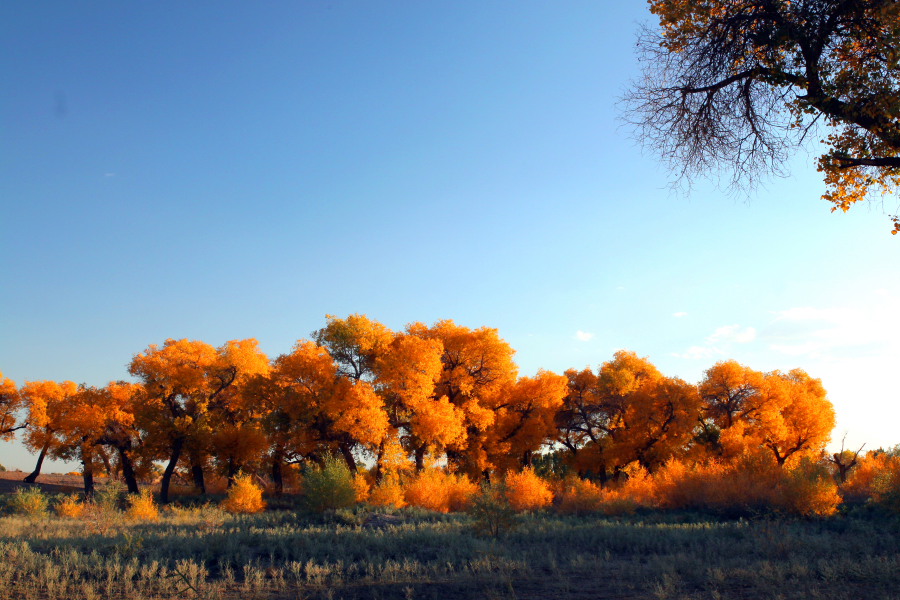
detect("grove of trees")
(1, 315), (843, 506)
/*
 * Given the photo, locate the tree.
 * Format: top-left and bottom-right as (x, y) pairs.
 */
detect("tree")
(19, 380), (78, 483)
(269, 340), (389, 475)
(699, 361), (835, 465)
(628, 0), (900, 233)
(484, 370), (568, 472)
(0, 372), (24, 440)
(555, 351), (700, 481)
(374, 332), (466, 476)
(129, 338), (269, 503)
(94, 381), (144, 493)
(406, 320), (519, 477)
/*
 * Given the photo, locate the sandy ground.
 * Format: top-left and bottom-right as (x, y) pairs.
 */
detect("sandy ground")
(0, 470), (90, 495)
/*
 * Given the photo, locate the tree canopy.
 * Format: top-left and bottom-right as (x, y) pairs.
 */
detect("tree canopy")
(628, 0), (900, 233)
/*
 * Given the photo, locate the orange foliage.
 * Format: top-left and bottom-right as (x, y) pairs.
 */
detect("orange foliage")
(352, 472), (371, 503)
(699, 362), (835, 467)
(368, 475), (407, 508)
(647, 454), (840, 516)
(406, 320), (518, 476)
(486, 371), (568, 472)
(221, 473), (266, 514)
(841, 451), (900, 504)
(504, 468), (553, 512)
(126, 490), (160, 521)
(402, 469), (478, 512)
(55, 494), (86, 518)
(0, 372), (21, 440)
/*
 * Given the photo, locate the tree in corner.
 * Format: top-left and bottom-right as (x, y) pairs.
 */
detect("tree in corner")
(626, 0), (900, 233)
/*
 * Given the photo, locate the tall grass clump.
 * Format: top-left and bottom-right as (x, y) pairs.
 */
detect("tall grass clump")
(302, 455), (357, 512)
(221, 473), (266, 514)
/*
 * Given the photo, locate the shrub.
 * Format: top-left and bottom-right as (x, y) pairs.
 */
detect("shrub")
(403, 469), (478, 513)
(0, 463), (6, 472)
(55, 493), (86, 518)
(94, 481), (127, 512)
(9, 487), (48, 517)
(302, 455), (357, 512)
(555, 476), (604, 514)
(841, 452), (900, 504)
(353, 472), (371, 503)
(368, 475), (406, 508)
(504, 468), (553, 512)
(126, 490), (160, 521)
(221, 473), (266, 514)
(774, 459), (841, 516)
(467, 482), (516, 537)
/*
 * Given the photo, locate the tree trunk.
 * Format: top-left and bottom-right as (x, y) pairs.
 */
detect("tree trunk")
(118, 447), (140, 494)
(191, 461), (207, 495)
(373, 440), (386, 484)
(414, 445), (426, 473)
(339, 443), (358, 474)
(81, 454), (95, 498)
(160, 437), (185, 504)
(24, 442), (49, 483)
(98, 448), (114, 479)
(522, 450), (533, 469)
(226, 457), (239, 488)
(271, 452), (284, 496)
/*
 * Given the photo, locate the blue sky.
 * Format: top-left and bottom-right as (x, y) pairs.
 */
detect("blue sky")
(2, 1), (897, 471)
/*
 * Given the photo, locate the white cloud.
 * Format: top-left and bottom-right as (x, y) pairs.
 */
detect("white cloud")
(707, 324), (757, 345)
(673, 324), (757, 360)
(763, 301), (900, 359)
(671, 345), (720, 360)
(574, 330), (594, 342)
(673, 312), (688, 318)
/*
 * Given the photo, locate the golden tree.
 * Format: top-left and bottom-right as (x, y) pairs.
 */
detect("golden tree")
(129, 338), (269, 503)
(0, 371), (23, 440)
(699, 361), (835, 466)
(20, 380), (79, 483)
(269, 340), (389, 474)
(374, 332), (465, 476)
(484, 370), (568, 472)
(406, 320), (518, 477)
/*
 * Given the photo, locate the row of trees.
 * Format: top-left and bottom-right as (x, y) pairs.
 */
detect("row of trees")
(0, 315), (836, 503)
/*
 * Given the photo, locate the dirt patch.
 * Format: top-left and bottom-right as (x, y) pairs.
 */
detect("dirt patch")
(0, 470), (87, 495)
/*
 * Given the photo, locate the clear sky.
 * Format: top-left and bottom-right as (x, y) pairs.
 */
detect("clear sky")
(1, 1), (897, 472)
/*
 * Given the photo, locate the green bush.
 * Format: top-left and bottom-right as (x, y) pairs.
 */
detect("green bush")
(302, 455), (357, 513)
(467, 481), (517, 537)
(9, 486), (48, 517)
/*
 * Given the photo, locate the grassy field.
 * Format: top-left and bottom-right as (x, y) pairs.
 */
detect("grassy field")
(1, 487), (899, 600)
